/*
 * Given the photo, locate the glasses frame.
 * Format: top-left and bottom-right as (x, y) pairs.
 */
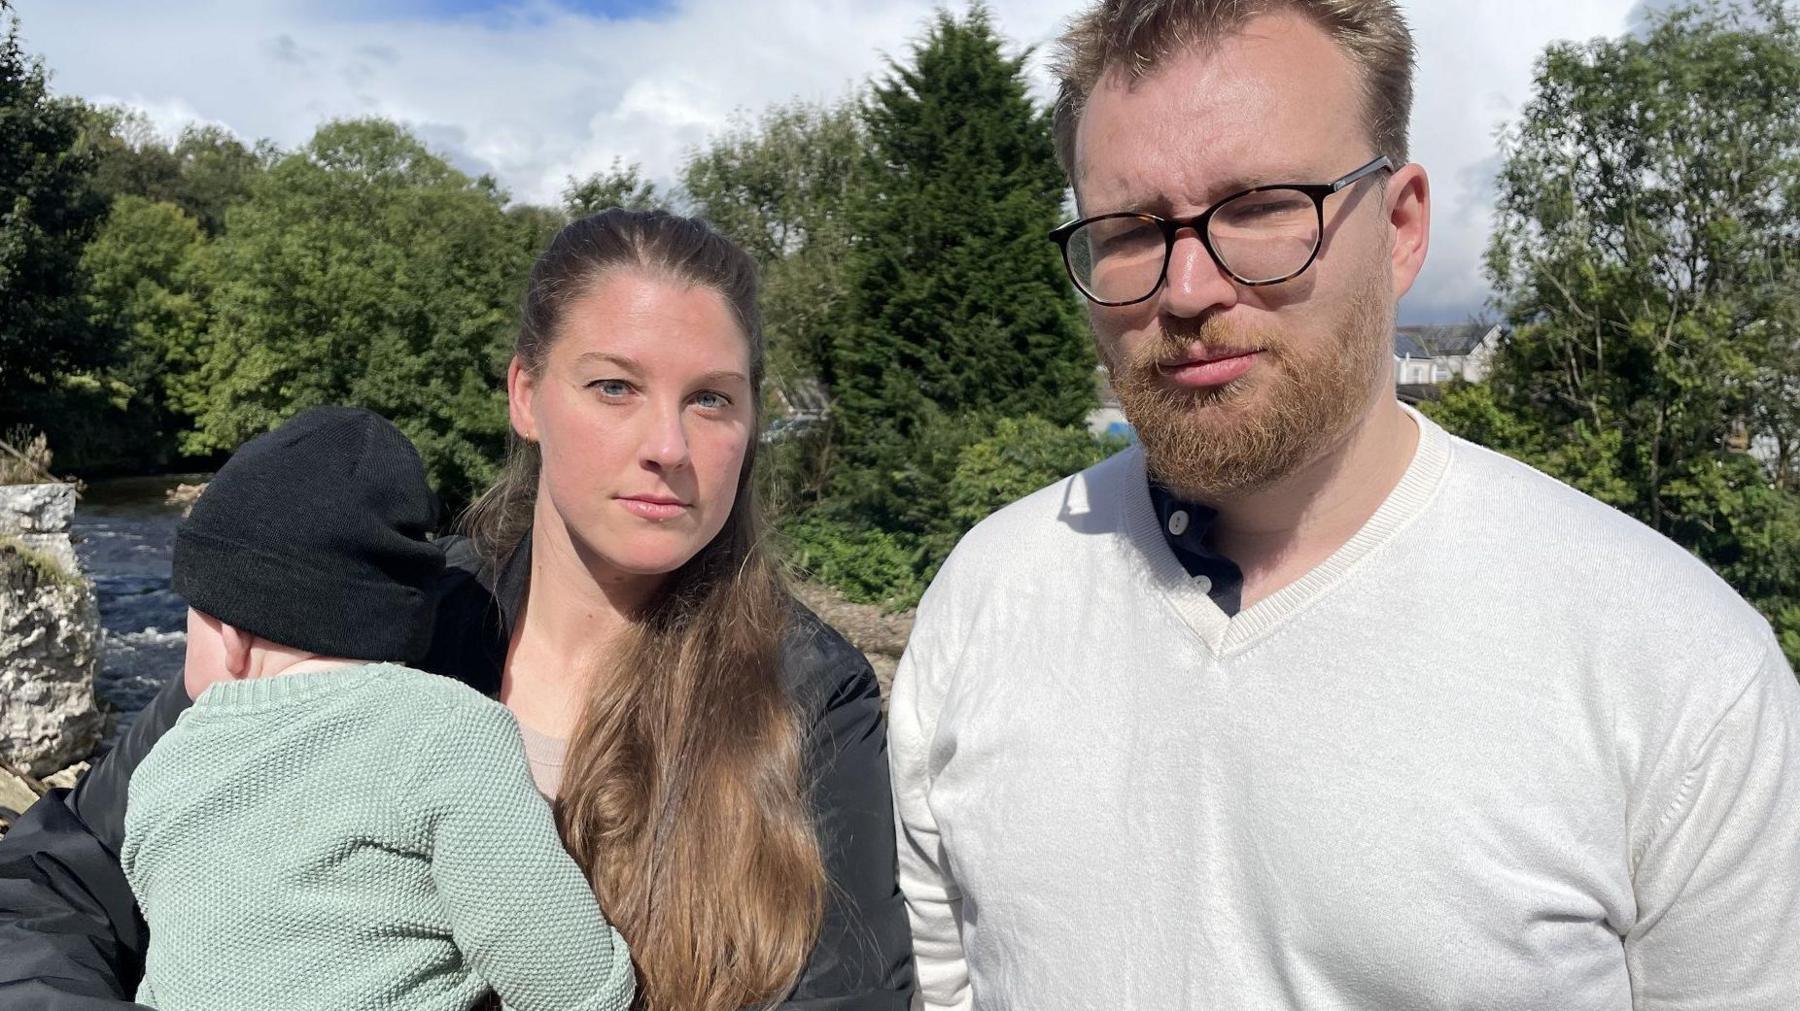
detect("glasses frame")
(1049, 155), (1395, 307)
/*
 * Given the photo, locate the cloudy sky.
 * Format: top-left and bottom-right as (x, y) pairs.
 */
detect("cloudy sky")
(14, 0), (1653, 324)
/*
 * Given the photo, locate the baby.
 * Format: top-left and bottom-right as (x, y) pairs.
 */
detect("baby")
(120, 406), (633, 1011)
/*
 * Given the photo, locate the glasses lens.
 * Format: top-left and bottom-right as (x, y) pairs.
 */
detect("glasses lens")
(1064, 215), (1165, 304)
(1208, 188), (1321, 284)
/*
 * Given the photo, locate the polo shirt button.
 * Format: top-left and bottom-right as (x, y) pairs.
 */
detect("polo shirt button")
(1167, 510), (1190, 536)
(1195, 574), (1214, 594)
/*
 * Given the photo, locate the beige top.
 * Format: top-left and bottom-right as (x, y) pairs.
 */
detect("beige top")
(516, 721), (569, 800)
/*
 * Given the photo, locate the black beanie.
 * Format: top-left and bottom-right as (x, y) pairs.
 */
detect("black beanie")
(173, 406), (445, 666)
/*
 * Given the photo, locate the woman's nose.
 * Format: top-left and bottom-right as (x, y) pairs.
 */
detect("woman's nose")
(639, 402), (692, 472)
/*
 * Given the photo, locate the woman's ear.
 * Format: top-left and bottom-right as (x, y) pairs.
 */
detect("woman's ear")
(507, 357), (538, 443)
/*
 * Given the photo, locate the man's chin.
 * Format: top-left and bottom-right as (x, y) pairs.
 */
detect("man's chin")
(1121, 380), (1265, 436)
(1125, 394), (1325, 503)
(1141, 448), (1289, 503)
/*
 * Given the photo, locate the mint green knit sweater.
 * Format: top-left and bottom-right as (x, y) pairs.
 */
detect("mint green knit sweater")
(121, 663), (634, 1011)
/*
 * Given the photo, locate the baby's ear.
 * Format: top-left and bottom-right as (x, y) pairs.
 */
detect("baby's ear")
(220, 621), (254, 678)
(183, 607), (232, 699)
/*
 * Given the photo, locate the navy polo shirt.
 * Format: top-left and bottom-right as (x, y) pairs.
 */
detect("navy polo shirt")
(1145, 482), (1245, 616)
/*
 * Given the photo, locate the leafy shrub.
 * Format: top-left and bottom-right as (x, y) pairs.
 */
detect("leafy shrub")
(1774, 607), (1800, 670)
(946, 415), (1122, 535)
(784, 415), (1123, 606)
(779, 515), (924, 610)
(918, 415), (1124, 578)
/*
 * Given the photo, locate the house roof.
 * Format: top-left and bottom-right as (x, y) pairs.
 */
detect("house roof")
(1396, 382), (1443, 405)
(1395, 322), (1498, 358)
(1393, 331), (1433, 359)
(770, 376), (831, 416)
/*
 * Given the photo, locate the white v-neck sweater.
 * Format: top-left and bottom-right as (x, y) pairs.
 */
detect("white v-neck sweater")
(890, 409), (1800, 1011)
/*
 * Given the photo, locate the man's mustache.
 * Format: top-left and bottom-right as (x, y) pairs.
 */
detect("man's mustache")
(1120, 318), (1283, 373)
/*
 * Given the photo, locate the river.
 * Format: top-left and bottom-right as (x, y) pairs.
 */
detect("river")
(71, 475), (201, 741)
(65, 475), (901, 739)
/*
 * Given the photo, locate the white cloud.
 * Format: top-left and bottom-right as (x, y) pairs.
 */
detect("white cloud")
(1399, 0), (1638, 323)
(86, 92), (235, 142)
(13, 0), (1642, 323)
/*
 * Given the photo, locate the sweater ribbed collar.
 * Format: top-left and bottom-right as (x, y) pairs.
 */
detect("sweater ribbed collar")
(189, 662), (393, 714)
(1114, 404), (1451, 656)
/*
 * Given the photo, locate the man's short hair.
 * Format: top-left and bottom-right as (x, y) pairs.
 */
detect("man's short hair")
(1050, 0), (1416, 182)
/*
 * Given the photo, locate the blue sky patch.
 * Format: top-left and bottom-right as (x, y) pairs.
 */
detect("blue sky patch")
(363, 0), (676, 23)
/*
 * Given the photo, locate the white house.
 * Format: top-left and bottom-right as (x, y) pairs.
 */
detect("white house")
(762, 376), (831, 443)
(1394, 323), (1503, 396)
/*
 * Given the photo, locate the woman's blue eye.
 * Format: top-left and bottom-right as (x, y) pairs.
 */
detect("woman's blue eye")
(591, 379), (631, 398)
(693, 391), (731, 410)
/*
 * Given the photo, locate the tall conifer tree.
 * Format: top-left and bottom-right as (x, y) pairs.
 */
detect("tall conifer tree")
(832, 4), (1094, 530)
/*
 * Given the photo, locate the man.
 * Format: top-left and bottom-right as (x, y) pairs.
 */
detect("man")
(888, 2), (1800, 1009)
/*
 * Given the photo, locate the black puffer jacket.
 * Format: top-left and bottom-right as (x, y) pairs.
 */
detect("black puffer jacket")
(0, 535), (914, 1010)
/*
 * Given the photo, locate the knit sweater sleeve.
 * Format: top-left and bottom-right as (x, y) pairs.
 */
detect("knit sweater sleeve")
(410, 700), (635, 1011)
(889, 559), (974, 1011)
(1624, 636), (1800, 1008)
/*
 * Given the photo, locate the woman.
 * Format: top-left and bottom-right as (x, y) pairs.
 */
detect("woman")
(0, 210), (914, 1011)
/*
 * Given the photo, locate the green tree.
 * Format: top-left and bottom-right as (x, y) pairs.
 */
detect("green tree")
(0, 11), (106, 408)
(682, 97), (869, 516)
(563, 157), (661, 217)
(1426, 0), (1800, 664)
(166, 125), (268, 234)
(184, 118), (536, 505)
(32, 106), (264, 472)
(831, 3), (1095, 538)
(81, 109), (268, 235)
(682, 97), (866, 388)
(67, 196), (211, 468)
(81, 107), (180, 206)
(508, 202), (568, 262)
(1746, 265), (1800, 490)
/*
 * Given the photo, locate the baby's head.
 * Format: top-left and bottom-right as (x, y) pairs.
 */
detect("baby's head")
(174, 407), (444, 695)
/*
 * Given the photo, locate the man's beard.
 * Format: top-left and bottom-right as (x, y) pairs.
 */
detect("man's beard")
(1105, 280), (1392, 503)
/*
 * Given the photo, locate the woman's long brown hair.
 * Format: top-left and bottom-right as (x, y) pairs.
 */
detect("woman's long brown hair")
(461, 209), (824, 1011)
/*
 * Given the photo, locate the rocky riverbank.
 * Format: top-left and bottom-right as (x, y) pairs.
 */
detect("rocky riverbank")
(0, 483), (109, 838)
(0, 760), (90, 837)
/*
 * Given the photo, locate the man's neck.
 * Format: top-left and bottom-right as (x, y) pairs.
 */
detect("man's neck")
(1208, 397), (1419, 609)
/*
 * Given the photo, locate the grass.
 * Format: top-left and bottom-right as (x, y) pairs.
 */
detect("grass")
(0, 535), (79, 589)
(0, 428), (56, 486)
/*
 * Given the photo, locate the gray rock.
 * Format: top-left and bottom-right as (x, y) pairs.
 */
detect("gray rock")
(0, 483), (76, 535)
(1, 484), (105, 777)
(0, 766), (39, 818)
(12, 532), (78, 574)
(0, 484), (80, 572)
(0, 760), (89, 840)
(42, 759), (89, 791)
